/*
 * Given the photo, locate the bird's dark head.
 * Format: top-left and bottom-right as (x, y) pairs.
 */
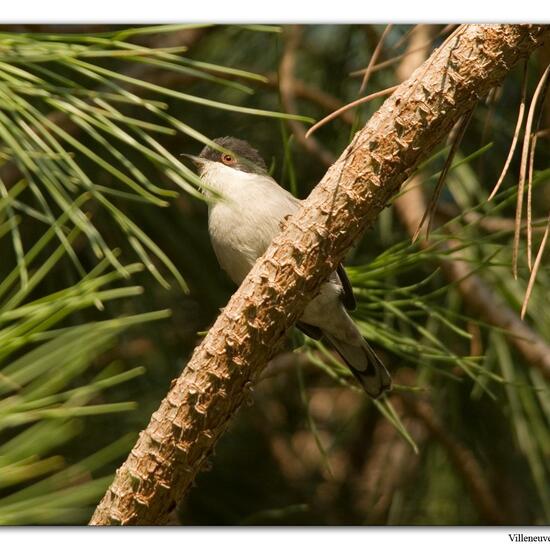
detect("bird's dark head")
(187, 136), (268, 176)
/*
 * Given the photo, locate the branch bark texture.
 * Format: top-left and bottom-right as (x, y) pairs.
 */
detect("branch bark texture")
(90, 25), (550, 525)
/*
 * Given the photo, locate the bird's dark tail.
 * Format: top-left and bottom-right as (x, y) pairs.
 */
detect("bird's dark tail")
(325, 334), (392, 398)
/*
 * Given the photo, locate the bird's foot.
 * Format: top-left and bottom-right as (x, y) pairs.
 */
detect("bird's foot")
(279, 214), (293, 231)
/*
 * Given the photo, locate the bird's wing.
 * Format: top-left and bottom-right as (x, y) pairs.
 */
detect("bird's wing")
(336, 263), (356, 311)
(296, 322), (323, 340)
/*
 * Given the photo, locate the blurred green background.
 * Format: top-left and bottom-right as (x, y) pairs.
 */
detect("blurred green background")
(0, 24), (548, 525)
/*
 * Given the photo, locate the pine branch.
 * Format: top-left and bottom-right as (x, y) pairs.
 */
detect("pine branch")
(89, 24), (550, 525)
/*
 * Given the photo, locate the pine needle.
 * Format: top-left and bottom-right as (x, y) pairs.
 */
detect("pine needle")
(305, 85), (398, 139)
(526, 71), (550, 271)
(359, 24), (393, 93)
(489, 65), (528, 201)
(513, 64), (550, 279)
(412, 107), (475, 243)
(521, 211), (550, 319)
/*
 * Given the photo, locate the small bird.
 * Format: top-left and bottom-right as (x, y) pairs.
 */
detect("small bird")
(185, 136), (391, 398)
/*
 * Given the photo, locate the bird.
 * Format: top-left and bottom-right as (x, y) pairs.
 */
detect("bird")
(185, 136), (392, 398)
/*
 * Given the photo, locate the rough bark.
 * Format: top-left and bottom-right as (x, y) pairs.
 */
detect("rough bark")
(90, 25), (550, 525)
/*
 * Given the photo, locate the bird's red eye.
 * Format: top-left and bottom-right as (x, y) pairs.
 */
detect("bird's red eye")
(222, 153), (235, 165)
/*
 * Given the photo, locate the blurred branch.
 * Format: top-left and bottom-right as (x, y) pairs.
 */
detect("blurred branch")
(402, 396), (506, 524)
(279, 25), (336, 167)
(89, 25), (550, 525)
(355, 393), (428, 523)
(358, 366), (505, 525)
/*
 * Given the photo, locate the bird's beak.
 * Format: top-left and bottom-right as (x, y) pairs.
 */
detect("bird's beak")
(181, 153), (204, 168)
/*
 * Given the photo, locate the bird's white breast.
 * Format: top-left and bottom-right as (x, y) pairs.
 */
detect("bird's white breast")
(203, 163), (300, 284)
(202, 161), (353, 339)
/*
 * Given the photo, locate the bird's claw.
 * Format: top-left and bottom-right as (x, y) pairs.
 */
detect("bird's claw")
(279, 214), (293, 231)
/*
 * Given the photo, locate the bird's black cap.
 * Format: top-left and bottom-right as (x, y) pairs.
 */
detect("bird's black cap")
(198, 136), (267, 174)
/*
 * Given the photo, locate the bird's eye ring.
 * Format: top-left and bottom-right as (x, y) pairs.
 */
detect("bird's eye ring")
(222, 153), (235, 165)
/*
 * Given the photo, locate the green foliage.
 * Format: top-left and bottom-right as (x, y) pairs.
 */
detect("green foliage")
(0, 201), (170, 522)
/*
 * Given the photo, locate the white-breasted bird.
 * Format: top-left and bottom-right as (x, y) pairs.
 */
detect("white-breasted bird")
(186, 136), (392, 398)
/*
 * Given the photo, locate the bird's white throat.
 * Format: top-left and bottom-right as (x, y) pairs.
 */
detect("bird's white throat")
(200, 161), (262, 203)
